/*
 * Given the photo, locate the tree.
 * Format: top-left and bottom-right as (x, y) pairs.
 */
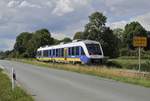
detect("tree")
(60, 37), (72, 43)
(0, 50), (12, 59)
(144, 31), (150, 51)
(82, 12), (106, 40)
(113, 28), (125, 48)
(0, 51), (6, 59)
(53, 39), (60, 45)
(34, 29), (54, 46)
(14, 32), (33, 55)
(101, 27), (120, 57)
(73, 32), (83, 40)
(13, 29), (54, 58)
(113, 28), (124, 41)
(82, 12), (119, 58)
(124, 21), (147, 49)
(26, 29), (54, 57)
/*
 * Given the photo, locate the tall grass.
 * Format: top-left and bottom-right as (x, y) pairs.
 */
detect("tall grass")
(0, 68), (33, 101)
(109, 58), (150, 72)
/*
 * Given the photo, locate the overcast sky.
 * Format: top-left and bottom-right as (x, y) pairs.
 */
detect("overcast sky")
(0, 0), (150, 51)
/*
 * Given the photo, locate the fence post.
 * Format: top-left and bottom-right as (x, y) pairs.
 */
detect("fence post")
(11, 68), (16, 91)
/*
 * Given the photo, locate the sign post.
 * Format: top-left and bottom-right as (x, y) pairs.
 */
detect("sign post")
(138, 47), (141, 72)
(133, 36), (147, 72)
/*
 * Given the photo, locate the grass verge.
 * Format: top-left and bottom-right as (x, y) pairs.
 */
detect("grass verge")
(0, 68), (33, 101)
(109, 58), (150, 72)
(13, 59), (150, 88)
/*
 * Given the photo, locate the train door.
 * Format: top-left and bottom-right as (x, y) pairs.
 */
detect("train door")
(64, 48), (67, 61)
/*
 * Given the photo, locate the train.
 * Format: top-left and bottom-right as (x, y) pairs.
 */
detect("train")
(36, 40), (104, 64)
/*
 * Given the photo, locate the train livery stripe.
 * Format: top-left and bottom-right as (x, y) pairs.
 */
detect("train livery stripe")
(37, 57), (81, 62)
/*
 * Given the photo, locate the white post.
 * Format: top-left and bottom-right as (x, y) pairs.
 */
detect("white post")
(11, 67), (14, 91)
(138, 47), (141, 72)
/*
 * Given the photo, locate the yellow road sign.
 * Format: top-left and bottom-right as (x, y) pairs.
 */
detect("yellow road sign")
(133, 36), (147, 47)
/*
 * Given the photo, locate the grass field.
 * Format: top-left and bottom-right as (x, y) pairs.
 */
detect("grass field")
(108, 57), (150, 72)
(13, 58), (150, 88)
(0, 68), (33, 101)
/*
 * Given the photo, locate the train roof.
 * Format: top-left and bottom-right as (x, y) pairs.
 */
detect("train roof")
(37, 40), (100, 51)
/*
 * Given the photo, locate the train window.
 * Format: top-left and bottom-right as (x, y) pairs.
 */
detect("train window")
(41, 51), (43, 57)
(52, 49), (55, 56)
(56, 49), (59, 57)
(81, 47), (85, 55)
(49, 50), (51, 57)
(61, 48), (64, 57)
(40, 51), (42, 56)
(43, 50), (48, 57)
(86, 44), (101, 55)
(51, 50), (53, 56)
(58, 49), (60, 57)
(37, 51), (41, 57)
(68, 48), (71, 56)
(75, 47), (79, 56)
(71, 47), (75, 56)
(58, 48), (61, 57)
(43, 51), (45, 57)
(56, 49), (60, 57)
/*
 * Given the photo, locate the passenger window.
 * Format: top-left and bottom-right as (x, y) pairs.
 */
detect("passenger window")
(58, 49), (60, 57)
(49, 50), (51, 56)
(76, 47), (79, 56)
(61, 48), (64, 57)
(43, 50), (48, 57)
(53, 49), (55, 56)
(68, 48), (71, 56)
(58, 48), (61, 57)
(56, 49), (59, 57)
(71, 47), (75, 56)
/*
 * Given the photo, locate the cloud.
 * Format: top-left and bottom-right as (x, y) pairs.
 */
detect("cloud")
(52, 0), (74, 16)
(108, 12), (150, 30)
(51, 32), (67, 40)
(7, 0), (41, 8)
(107, 20), (127, 29)
(133, 12), (150, 31)
(0, 0), (150, 51)
(0, 38), (15, 51)
(7, 0), (20, 8)
(52, 0), (90, 16)
(18, 1), (41, 8)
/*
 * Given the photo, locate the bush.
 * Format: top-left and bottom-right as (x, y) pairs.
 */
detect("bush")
(142, 59), (150, 72)
(119, 48), (129, 56)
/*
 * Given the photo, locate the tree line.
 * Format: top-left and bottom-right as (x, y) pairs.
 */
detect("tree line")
(0, 11), (150, 59)
(0, 29), (72, 58)
(73, 12), (150, 58)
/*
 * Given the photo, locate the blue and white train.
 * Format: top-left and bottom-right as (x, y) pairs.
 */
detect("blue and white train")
(36, 40), (104, 64)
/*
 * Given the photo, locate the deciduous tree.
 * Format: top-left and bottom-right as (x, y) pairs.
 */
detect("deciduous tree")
(124, 21), (147, 49)
(82, 12), (119, 58)
(73, 32), (83, 40)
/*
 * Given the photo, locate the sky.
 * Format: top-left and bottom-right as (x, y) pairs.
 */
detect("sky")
(0, 0), (150, 51)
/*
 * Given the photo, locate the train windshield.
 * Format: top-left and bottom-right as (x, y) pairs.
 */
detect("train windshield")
(86, 44), (102, 55)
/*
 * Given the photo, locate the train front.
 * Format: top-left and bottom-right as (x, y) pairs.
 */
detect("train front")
(81, 41), (104, 64)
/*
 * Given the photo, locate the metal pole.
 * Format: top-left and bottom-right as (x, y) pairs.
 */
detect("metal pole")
(138, 47), (141, 72)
